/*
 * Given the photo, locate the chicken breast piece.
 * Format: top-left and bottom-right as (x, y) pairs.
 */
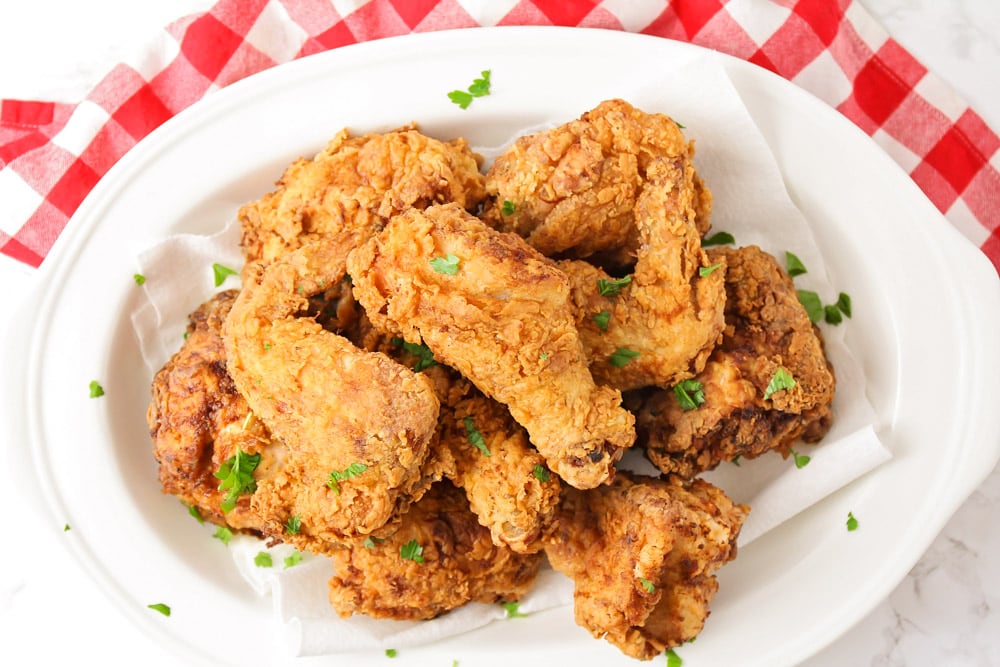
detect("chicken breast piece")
(561, 152), (727, 392)
(224, 231), (442, 550)
(638, 245), (836, 478)
(328, 481), (543, 621)
(347, 203), (636, 490)
(482, 98), (712, 264)
(544, 472), (747, 661)
(239, 125), (485, 275)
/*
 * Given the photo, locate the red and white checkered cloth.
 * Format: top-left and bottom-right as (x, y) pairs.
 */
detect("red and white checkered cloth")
(1, 0), (997, 272)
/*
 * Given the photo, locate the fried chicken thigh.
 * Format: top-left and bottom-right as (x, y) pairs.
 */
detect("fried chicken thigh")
(147, 290), (269, 532)
(561, 153), (726, 392)
(328, 481), (542, 621)
(224, 231), (443, 551)
(544, 472), (747, 660)
(638, 245), (836, 478)
(482, 99), (711, 263)
(347, 203), (636, 490)
(239, 126), (485, 275)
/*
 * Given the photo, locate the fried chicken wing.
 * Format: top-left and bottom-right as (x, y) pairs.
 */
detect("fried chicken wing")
(638, 245), (836, 478)
(544, 472), (747, 660)
(224, 231), (442, 550)
(347, 203), (636, 490)
(438, 389), (561, 553)
(239, 126), (486, 274)
(147, 290), (268, 532)
(561, 153), (726, 392)
(328, 481), (542, 621)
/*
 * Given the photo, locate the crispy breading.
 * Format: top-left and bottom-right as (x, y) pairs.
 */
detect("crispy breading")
(482, 99), (711, 263)
(239, 126), (485, 275)
(328, 481), (542, 621)
(638, 245), (836, 478)
(561, 153), (726, 392)
(544, 472), (747, 660)
(224, 232), (442, 551)
(347, 203), (636, 490)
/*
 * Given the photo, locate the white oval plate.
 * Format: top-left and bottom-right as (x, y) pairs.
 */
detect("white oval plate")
(3, 27), (999, 667)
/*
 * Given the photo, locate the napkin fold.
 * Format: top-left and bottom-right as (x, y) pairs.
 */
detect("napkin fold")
(131, 51), (889, 657)
(1, 0), (998, 274)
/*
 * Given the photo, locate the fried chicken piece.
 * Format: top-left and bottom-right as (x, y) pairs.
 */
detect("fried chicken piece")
(482, 99), (712, 264)
(328, 481), (543, 621)
(544, 472), (747, 660)
(638, 245), (836, 478)
(347, 203), (636, 490)
(439, 390), (561, 553)
(239, 125), (486, 275)
(147, 290), (268, 532)
(224, 231), (443, 551)
(561, 153), (726, 392)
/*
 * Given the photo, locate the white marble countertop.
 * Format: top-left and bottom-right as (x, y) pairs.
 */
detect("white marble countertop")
(0, 1), (997, 665)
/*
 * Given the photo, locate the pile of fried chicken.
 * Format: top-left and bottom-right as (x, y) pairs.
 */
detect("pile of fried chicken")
(147, 99), (835, 660)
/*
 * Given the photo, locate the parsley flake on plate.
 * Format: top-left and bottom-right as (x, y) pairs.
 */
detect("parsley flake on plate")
(609, 347), (640, 368)
(213, 526), (233, 544)
(400, 539), (425, 563)
(447, 69), (491, 109)
(847, 511), (859, 531)
(147, 603), (171, 617)
(88, 380), (105, 398)
(214, 449), (261, 513)
(327, 462), (368, 494)
(429, 253), (461, 275)
(835, 291), (852, 318)
(133, 273), (146, 285)
(790, 448), (811, 469)
(785, 251), (807, 277)
(797, 289), (824, 323)
(503, 601), (527, 618)
(673, 379), (705, 411)
(254, 551), (273, 568)
(187, 503), (205, 524)
(385, 648), (398, 658)
(666, 647), (683, 667)
(597, 275), (632, 297)
(284, 551), (303, 568)
(763, 367), (795, 400)
(463, 416), (491, 456)
(701, 231), (735, 247)
(212, 262), (238, 287)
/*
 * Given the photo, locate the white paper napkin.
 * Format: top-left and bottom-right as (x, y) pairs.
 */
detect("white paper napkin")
(130, 52), (890, 657)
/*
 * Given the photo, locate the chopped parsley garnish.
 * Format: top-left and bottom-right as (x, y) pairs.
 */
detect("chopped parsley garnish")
(284, 551), (303, 568)
(147, 603), (171, 617)
(698, 262), (722, 277)
(213, 526), (233, 544)
(639, 577), (656, 594)
(254, 551), (273, 568)
(763, 367), (796, 400)
(609, 347), (640, 368)
(364, 536), (386, 550)
(63, 524), (70, 532)
(592, 310), (611, 331)
(797, 289), (824, 323)
(400, 539), (425, 563)
(597, 275), (632, 297)
(532, 464), (551, 482)
(429, 253), (461, 275)
(463, 416), (491, 456)
(88, 380), (105, 398)
(503, 601), (527, 618)
(673, 118), (686, 129)
(214, 449), (261, 513)
(785, 251), (807, 277)
(501, 200), (515, 215)
(731, 455), (742, 466)
(672, 379), (705, 411)
(133, 273), (146, 285)
(327, 462), (368, 494)
(285, 514), (302, 535)
(385, 648), (398, 658)
(846, 511), (859, 532)
(824, 304), (843, 325)
(187, 503), (204, 524)
(212, 262), (238, 287)
(448, 69), (492, 109)
(666, 647), (683, 667)
(790, 448), (811, 469)
(391, 337), (437, 371)
(701, 231), (735, 247)
(835, 292), (852, 318)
